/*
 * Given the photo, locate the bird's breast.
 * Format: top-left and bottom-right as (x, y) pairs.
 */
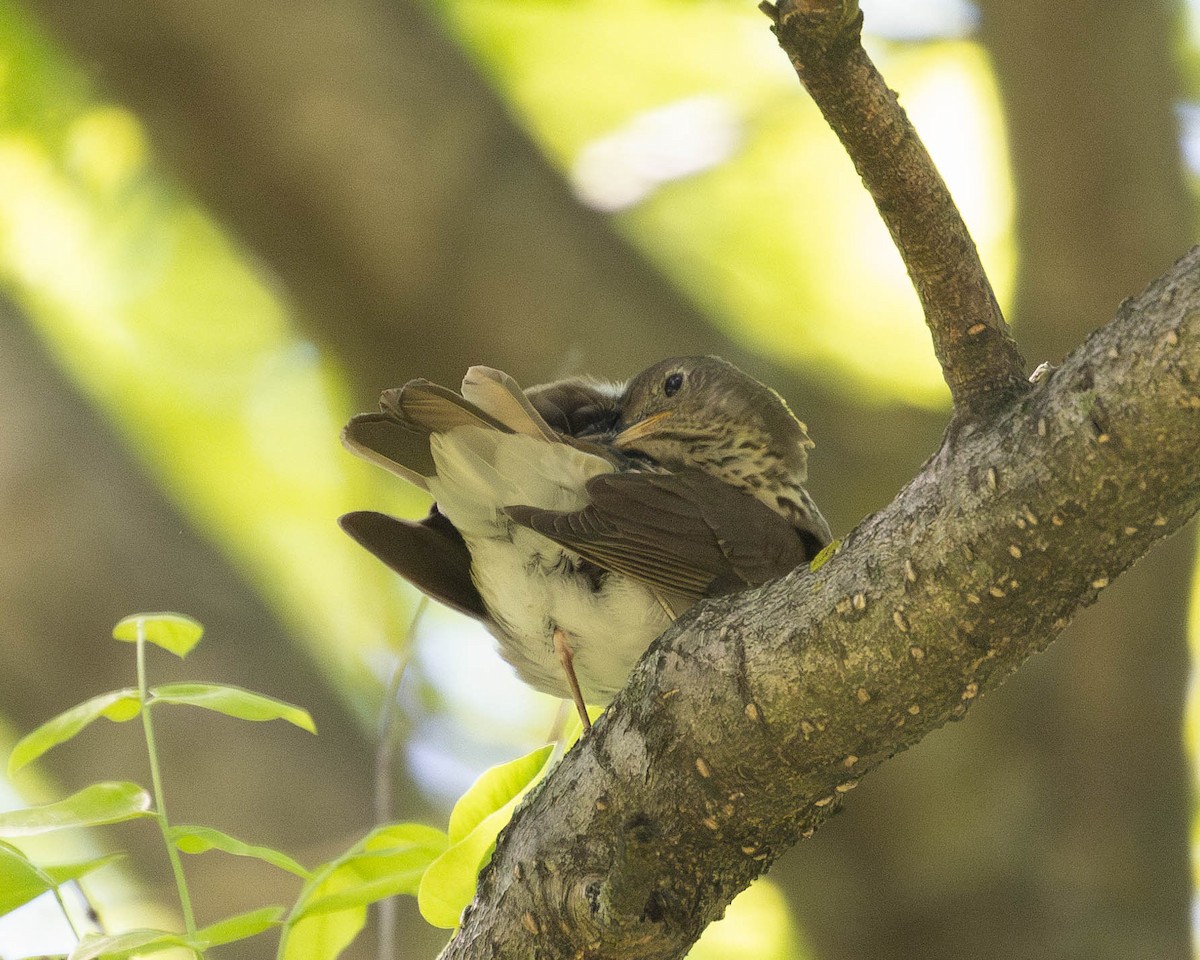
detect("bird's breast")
(425, 426), (669, 704)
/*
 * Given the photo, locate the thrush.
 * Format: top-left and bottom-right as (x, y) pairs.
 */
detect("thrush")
(339, 356), (832, 730)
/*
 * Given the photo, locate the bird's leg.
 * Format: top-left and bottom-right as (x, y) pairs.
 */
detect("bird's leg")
(553, 627), (592, 732)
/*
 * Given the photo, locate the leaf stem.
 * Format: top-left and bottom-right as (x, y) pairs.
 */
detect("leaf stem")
(137, 620), (200, 946)
(374, 597), (426, 960)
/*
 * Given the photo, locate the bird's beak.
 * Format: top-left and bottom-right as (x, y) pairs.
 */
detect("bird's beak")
(613, 410), (673, 448)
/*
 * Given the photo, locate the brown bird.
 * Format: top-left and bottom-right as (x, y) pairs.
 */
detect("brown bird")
(340, 357), (831, 730)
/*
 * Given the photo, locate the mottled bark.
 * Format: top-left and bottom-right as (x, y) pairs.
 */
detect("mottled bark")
(768, 0), (1027, 417)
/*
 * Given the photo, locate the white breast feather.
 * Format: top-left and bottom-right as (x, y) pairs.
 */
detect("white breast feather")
(427, 427), (671, 703)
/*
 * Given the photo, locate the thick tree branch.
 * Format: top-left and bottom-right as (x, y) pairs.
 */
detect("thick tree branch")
(764, 0), (1028, 417)
(442, 248), (1200, 959)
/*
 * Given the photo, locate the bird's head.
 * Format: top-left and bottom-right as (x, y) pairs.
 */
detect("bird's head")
(612, 356), (815, 494)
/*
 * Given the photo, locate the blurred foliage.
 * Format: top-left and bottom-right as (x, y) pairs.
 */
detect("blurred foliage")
(427, 0), (1014, 405)
(0, 1), (424, 721)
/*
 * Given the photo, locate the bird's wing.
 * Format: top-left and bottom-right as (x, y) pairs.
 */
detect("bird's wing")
(341, 413), (433, 490)
(383, 379), (509, 435)
(339, 508), (487, 621)
(343, 377), (518, 488)
(505, 468), (817, 608)
(525, 377), (623, 437)
(461, 366), (559, 441)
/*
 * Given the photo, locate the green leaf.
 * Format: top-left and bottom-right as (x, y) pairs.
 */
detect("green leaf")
(150, 683), (316, 733)
(197, 905), (284, 947)
(290, 824), (447, 922)
(279, 882), (364, 960)
(68, 928), (194, 960)
(0, 782), (153, 837)
(0, 843), (124, 916)
(418, 807), (510, 929)
(112, 612), (204, 657)
(419, 745), (555, 929)
(808, 539), (841, 573)
(43, 852), (126, 885)
(170, 824), (310, 878)
(0, 840), (54, 915)
(8, 689), (141, 776)
(280, 823), (447, 960)
(447, 744), (553, 844)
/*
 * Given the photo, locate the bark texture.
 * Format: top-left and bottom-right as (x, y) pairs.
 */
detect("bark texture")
(770, 0), (1026, 416)
(440, 251), (1200, 958)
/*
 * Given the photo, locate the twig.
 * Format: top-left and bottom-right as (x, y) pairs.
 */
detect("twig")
(764, 0), (1028, 418)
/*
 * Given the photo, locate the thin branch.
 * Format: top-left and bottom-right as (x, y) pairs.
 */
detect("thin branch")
(441, 250), (1200, 959)
(764, 0), (1029, 418)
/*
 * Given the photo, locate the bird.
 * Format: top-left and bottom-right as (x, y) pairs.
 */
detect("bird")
(339, 356), (832, 731)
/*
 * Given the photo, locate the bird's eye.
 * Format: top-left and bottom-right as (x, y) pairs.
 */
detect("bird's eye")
(664, 372), (684, 397)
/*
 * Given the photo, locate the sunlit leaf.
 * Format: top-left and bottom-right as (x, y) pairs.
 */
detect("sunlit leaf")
(418, 805), (511, 930)
(170, 823), (309, 878)
(0, 781), (153, 836)
(67, 928), (194, 960)
(8, 688), (141, 776)
(0, 843), (123, 916)
(42, 852), (125, 886)
(150, 683), (316, 733)
(419, 745), (555, 929)
(281, 823), (447, 960)
(197, 905), (284, 947)
(0, 840), (53, 915)
(447, 744), (553, 844)
(290, 824), (447, 922)
(279, 881), (364, 960)
(112, 613), (204, 657)
(808, 539), (841, 573)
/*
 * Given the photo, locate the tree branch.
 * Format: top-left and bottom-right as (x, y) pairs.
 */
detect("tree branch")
(764, 0), (1029, 418)
(441, 248), (1200, 959)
